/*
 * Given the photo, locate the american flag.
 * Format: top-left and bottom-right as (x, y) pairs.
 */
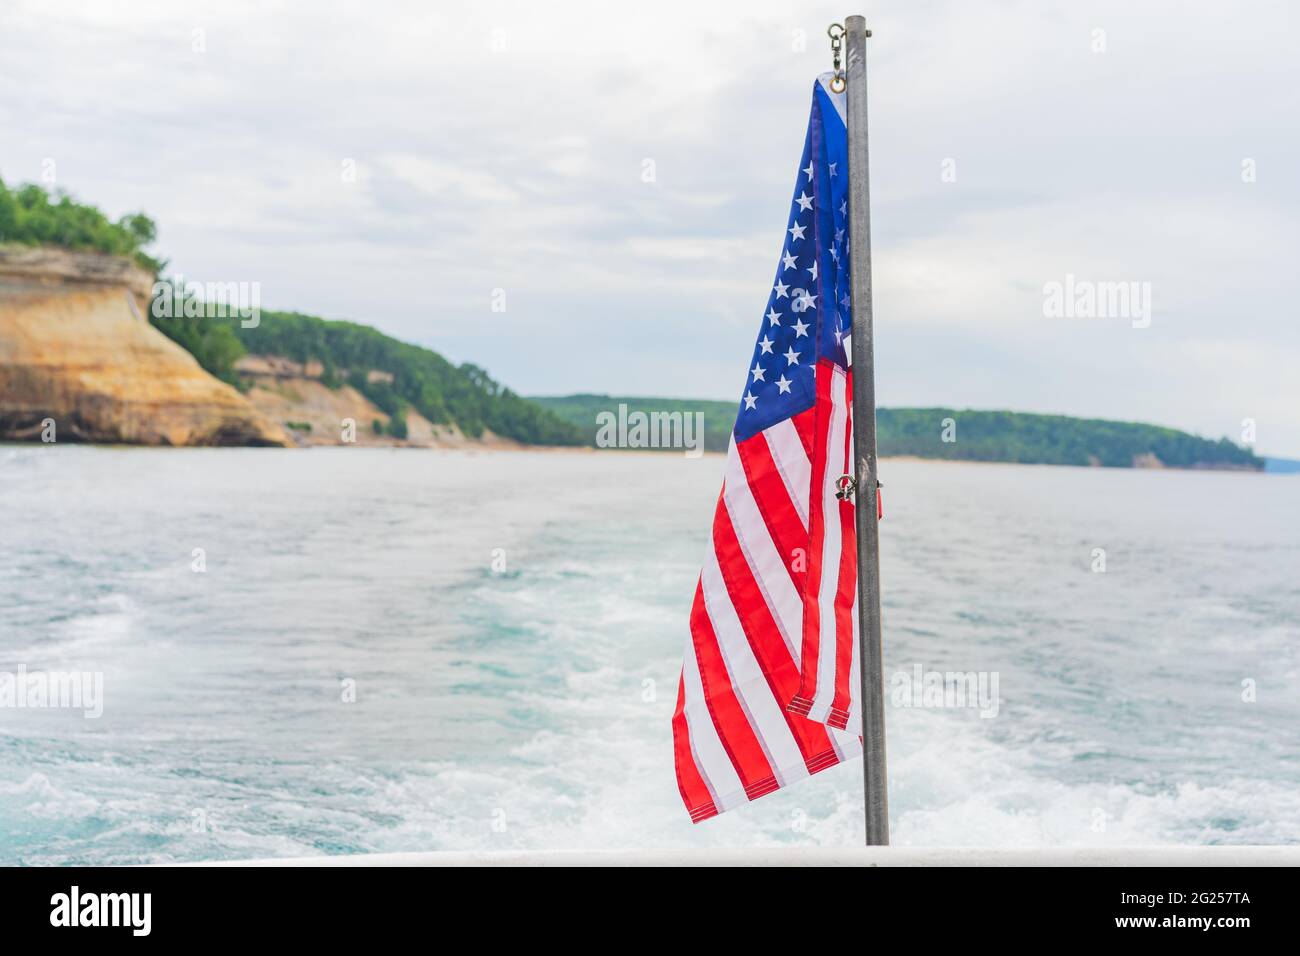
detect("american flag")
(673, 76), (868, 822)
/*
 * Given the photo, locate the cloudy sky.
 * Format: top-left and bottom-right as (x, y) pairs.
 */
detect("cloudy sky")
(4, 0), (1297, 454)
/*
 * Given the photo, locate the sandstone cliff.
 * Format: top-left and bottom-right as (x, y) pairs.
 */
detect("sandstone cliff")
(0, 247), (289, 446)
(236, 354), (521, 448)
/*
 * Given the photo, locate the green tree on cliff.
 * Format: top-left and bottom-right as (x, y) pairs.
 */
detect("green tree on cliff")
(146, 280), (247, 389)
(0, 178), (162, 274)
(228, 310), (585, 446)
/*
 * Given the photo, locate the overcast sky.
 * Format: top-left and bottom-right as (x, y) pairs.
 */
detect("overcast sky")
(4, 0), (1297, 454)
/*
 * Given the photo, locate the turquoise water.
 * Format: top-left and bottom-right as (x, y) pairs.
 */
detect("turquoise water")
(0, 444), (1297, 863)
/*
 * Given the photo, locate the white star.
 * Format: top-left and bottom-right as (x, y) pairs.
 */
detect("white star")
(784, 347), (800, 365)
(773, 280), (789, 299)
(796, 292), (816, 312)
(803, 161), (814, 180)
(781, 251), (797, 271)
(743, 391), (757, 410)
(840, 293), (851, 308)
(758, 335), (774, 354)
(793, 317), (810, 338)
(788, 221), (806, 242)
(751, 363), (766, 382)
(766, 307), (781, 326)
(834, 327), (845, 344)
(835, 228), (844, 243)
(795, 191), (813, 212)
(840, 200), (847, 216)
(829, 162), (837, 178)
(830, 246), (839, 264)
(775, 375), (793, 394)
(807, 260), (818, 281)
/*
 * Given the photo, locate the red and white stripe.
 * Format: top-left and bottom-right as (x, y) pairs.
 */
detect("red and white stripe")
(672, 368), (863, 822)
(787, 361), (860, 731)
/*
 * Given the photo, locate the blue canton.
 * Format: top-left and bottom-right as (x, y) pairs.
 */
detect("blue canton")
(733, 78), (852, 443)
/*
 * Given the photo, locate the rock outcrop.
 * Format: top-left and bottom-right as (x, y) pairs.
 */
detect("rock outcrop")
(235, 355), (520, 448)
(0, 247), (289, 446)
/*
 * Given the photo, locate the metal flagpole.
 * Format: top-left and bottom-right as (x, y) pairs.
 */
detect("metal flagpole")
(843, 13), (890, 846)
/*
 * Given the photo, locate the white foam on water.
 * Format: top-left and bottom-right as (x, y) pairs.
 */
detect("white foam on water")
(355, 663), (1300, 853)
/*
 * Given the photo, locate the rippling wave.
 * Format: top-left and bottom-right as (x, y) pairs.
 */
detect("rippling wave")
(1, 445), (1296, 863)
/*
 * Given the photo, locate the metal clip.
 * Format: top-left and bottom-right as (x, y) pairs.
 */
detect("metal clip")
(834, 474), (855, 501)
(827, 24), (846, 93)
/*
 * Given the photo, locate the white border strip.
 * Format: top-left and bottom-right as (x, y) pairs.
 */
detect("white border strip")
(815, 72), (846, 124)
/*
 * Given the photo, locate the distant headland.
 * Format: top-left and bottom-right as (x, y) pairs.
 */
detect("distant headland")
(531, 395), (1268, 472)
